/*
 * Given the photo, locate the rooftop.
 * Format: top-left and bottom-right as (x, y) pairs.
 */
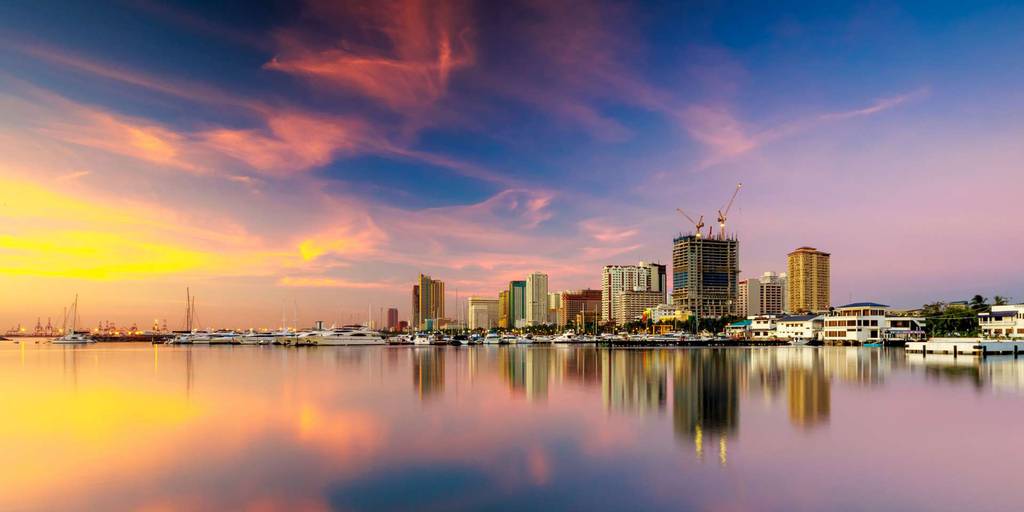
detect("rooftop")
(780, 314), (820, 321)
(836, 302), (889, 309)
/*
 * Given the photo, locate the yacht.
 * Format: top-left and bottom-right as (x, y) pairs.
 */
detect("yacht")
(499, 334), (518, 345)
(552, 331), (577, 343)
(412, 333), (432, 345)
(52, 295), (94, 344)
(483, 332), (501, 344)
(303, 326), (386, 346)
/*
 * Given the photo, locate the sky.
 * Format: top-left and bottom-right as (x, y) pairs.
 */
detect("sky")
(1, 0), (1022, 329)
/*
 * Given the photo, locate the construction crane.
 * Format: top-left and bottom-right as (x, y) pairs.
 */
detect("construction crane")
(716, 182), (742, 239)
(676, 208), (705, 238)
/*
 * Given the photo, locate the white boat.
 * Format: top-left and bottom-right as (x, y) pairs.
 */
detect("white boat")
(552, 331), (577, 343)
(483, 332), (501, 344)
(789, 338), (811, 346)
(412, 333), (432, 345)
(302, 326), (386, 346)
(52, 295), (94, 344)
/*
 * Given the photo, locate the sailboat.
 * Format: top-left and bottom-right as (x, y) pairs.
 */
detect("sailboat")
(53, 295), (94, 344)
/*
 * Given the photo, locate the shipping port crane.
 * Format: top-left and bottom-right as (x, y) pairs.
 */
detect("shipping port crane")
(716, 182), (742, 238)
(676, 208), (705, 239)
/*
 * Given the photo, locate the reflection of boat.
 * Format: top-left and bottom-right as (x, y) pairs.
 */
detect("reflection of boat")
(53, 294), (94, 344)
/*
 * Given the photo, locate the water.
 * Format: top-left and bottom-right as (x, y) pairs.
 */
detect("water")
(2, 341), (1023, 511)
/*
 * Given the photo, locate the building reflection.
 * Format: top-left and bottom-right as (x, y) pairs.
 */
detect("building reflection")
(413, 348), (444, 400)
(672, 350), (740, 461)
(499, 347), (554, 401)
(787, 366), (830, 428)
(601, 349), (667, 414)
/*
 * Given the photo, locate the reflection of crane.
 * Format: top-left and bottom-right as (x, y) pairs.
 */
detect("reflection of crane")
(716, 182), (742, 239)
(676, 208), (705, 239)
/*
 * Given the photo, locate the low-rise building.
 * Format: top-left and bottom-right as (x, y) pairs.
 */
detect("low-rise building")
(726, 319), (751, 339)
(776, 314), (824, 342)
(823, 302), (926, 344)
(979, 305), (1024, 339)
(749, 315), (778, 340)
(645, 304), (690, 324)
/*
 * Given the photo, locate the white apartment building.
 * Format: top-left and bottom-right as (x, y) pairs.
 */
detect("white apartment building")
(823, 302), (926, 344)
(646, 304), (689, 323)
(749, 315), (778, 340)
(467, 297), (499, 330)
(601, 261), (666, 324)
(525, 272), (549, 326)
(614, 290), (664, 325)
(737, 279), (749, 317)
(776, 314), (824, 342)
(979, 305), (1024, 339)
(744, 271), (788, 316)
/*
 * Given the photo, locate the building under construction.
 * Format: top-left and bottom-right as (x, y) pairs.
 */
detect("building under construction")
(671, 234), (740, 318)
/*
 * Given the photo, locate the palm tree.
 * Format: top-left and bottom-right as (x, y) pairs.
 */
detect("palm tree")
(969, 294), (990, 313)
(993, 295), (1011, 306)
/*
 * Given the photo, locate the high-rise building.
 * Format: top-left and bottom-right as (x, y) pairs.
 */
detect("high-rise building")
(743, 272), (788, 316)
(547, 292), (561, 324)
(601, 262), (667, 324)
(412, 274), (445, 330)
(525, 272), (549, 326)
(737, 279), (749, 317)
(614, 290), (665, 325)
(467, 297), (500, 330)
(559, 289), (602, 327)
(787, 247), (830, 313)
(498, 290), (510, 328)
(386, 307), (399, 331)
(671, 235), (739, 318)
(508, 280), (527, 328)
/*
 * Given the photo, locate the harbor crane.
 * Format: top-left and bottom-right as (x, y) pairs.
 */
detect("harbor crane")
(676, 208), (705, 238)
(716, 182), (742, 238)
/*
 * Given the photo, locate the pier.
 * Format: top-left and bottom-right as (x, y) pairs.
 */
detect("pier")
(905, 338), (1024, 357)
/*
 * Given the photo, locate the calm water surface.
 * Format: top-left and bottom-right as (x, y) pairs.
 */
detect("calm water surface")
(2, 341), (1023, 511)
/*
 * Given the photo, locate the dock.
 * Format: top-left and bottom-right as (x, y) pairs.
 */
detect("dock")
(906, 338), (1024, 357)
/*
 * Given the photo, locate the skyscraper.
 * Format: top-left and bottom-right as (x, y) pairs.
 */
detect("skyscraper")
(787, 247), (830, 313)
(601, 262), (667, 324)
(467, 297), (499, 330)
(508, 280), (527, 328)
(743, 272), (788, 316)
(525, 272), (549, 326)
(498, 290), (510, 328)
(412, 274), (445, 330)
(671, 235), (739, 318)
(386, 307), (399, 331)
(559, 289), (602, 328)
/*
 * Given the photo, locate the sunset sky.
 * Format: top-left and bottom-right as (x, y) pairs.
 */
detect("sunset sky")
(1, 0), (1022, 328)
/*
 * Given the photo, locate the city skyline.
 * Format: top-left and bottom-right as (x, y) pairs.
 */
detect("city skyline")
(2, 1), (1023, 327)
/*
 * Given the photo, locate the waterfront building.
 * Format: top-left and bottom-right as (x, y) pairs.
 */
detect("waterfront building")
(498, 291), (510, 329)
(748, 315), (778, 340)
(822, 302), (926, 344)
(559, 289), (602, 328)
(547, 292), (561, 325)
(671, 235), (739, 318)
(508, 281), (527, 328)
(744, 272), (788, 316)
(385, 307), (397, 331)
(467, 297), (500, 330)
(412, 274), (445, 330)
(602, 262), (667, 324)
(978, 304), (1024, 339)
(787, 247), (830, 313)
(645, 304), (690, 324)
(615, 290), (665, 325)
(776, 314), (824, 342)
(525, 272), (549, 326)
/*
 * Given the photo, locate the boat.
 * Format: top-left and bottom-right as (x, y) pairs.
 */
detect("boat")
(499, 334), (518, 345)
(552, 331), (577, 343)
(412, 333), (432, 345)
(788, 338), (811, 346)
(864, 342), (883, 347)
(483, 332), (501, 344)
(303, 326), (387, 346)
(52, 295), (94, 344)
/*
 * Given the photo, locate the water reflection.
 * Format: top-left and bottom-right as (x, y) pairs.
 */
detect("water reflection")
(6, 342), (1024, 510)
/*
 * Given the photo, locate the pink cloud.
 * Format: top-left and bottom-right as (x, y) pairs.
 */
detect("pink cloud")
(265, 0), (474, 111)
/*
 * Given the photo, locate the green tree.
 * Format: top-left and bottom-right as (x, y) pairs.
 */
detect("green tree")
(969, 295), (990, 313)
(993, 295), (1011, 306)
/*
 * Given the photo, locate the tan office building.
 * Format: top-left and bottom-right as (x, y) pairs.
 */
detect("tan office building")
(787, 247), (830, 313)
